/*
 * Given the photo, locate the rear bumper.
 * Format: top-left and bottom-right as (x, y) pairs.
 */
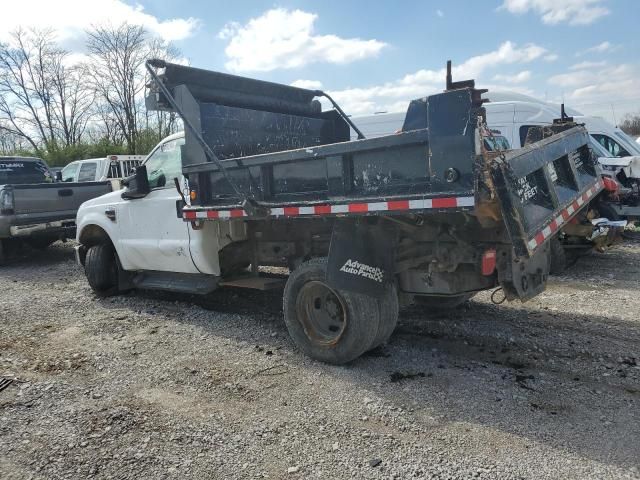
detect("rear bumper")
(8, 219), (76, 238)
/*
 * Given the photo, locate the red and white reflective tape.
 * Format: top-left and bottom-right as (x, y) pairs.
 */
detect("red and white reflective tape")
(183, 195), (475, 221)
(526, 179), (603, 252)
(184, 209), (246, 220)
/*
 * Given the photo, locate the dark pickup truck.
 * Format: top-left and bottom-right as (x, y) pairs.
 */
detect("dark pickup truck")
(76, 60), (602, 364)
(0, 157), (112, 263)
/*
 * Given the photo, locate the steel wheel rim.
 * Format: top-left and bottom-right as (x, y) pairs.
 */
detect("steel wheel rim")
(296, 280), (347, 346)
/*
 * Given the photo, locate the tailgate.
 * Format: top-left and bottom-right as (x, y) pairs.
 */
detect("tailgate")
(12, 182), (112, 219)
(491, 126), (602, 258)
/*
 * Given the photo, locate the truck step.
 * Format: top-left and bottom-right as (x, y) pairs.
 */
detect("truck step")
(220, 275), (286, 290)
(132, 271), (219, 295)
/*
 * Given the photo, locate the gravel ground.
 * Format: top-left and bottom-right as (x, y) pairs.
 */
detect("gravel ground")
(0, 241), (639, 480)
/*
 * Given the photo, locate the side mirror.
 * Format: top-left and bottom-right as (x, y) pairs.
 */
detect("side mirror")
(121, 165), (150, 199)
(55, 171), (63, 182)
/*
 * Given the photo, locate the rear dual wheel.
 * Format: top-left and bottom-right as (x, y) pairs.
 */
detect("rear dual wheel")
(283, 257), (398, 364)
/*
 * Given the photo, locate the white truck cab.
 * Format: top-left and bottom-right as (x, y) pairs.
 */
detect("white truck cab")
(75, 132), (241, 279)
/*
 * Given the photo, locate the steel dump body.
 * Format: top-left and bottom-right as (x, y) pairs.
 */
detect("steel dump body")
(146, 61), (601, 261)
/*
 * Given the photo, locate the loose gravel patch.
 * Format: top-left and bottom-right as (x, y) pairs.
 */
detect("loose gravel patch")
(0, 242), (639, 479)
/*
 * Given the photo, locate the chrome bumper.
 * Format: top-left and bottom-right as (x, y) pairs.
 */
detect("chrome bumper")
(9, 219), (74, 237)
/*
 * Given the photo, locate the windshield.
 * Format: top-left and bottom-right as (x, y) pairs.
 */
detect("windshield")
(614, 131), (640, 155)
(61, 162), (79, 182)
(0, 159), (52, 185)
(144, 137), (185, 189)
(589, 138), (612, 158)
(483, 135), (511, 151)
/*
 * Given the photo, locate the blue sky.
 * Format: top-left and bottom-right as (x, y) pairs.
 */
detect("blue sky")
(3, 0), (639, 122)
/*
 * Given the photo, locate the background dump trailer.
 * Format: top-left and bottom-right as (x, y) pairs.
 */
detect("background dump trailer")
(77, 60), (601, 364)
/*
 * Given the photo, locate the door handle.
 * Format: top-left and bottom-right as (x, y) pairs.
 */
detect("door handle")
(58, 189), (73, 197)
(105, 209), (116, 221)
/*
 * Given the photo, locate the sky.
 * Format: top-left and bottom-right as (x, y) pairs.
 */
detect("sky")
(1, 0), (638, 123)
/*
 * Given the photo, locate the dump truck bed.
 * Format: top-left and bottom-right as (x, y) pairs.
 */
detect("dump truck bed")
(145, 60), (602, 260)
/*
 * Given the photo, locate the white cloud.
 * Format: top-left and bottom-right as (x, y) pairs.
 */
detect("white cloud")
(499, 0), (610, 25)
(327, 41), (550, 116)
(547, 62), (640, 118)
(492, 70), (532, 84)
(453, 41), (547, 78)
(576, 41), (620, 56)
(569, 60), (607, 70)
(290, 79), (323, 90)
(544, 53), (559, 62)
(436, 10), (444, 17)
(218, 8), (387, 72)
(0, 0), (199, 46)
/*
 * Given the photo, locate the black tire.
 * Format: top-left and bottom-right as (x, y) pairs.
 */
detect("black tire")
(414, 293), (474, 310)
(0, 239), (5, 266)
(370, 282), (399, 349)
(549, 237), (569, 275)
(283, 257), (380, 364)
(85, 243), (118, 295)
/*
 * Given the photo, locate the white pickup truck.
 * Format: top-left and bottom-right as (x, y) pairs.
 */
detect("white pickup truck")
(61, 155), (144, 190)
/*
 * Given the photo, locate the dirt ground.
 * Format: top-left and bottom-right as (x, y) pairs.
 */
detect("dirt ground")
(0, 241), (639, 479)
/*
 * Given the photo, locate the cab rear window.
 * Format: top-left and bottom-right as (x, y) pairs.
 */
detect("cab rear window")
(0, 159), (52, 185)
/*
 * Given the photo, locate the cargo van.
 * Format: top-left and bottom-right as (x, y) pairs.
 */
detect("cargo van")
(352, 92), (640, 159)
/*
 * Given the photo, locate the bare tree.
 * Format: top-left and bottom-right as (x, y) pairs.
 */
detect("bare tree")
(144, 37), (182, 141)
(0, 28), (93, 154)
(620, 114), (640, 137)
(85, 24), (148, 153)
(0, 118), (31, 154)
(0, 24), (183, 158)
(50, 59), (94, 147)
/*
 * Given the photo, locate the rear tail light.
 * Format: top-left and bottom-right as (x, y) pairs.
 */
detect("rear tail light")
(602, 176), (619, 193)
(481, 248), (497, 276)
(0, 189), (14, 215)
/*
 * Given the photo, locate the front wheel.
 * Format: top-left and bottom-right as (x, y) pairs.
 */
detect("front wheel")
(84, 243), (119, 296)
(283, 257), (381, 364)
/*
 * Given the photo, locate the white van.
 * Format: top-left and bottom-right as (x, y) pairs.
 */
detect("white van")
(352, 92), (640, 158)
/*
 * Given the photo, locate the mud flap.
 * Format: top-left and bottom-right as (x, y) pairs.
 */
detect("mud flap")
(498, 243), (551, 302)
(326, 219), (397, 297)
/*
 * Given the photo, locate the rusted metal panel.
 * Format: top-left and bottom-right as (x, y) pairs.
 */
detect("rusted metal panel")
(489, 126), (601, 257)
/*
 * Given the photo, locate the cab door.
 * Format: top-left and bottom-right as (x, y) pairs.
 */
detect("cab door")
(116, 136), (198, 274)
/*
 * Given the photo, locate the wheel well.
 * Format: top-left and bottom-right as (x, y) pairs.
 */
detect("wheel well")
(79, 225), (114, 249)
